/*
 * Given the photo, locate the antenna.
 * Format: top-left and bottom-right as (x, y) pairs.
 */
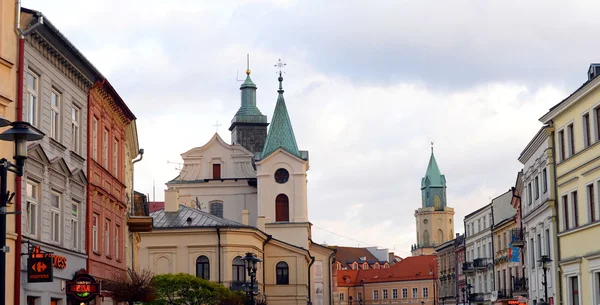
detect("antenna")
(167, 161), (185, 171)
(236, 54), (251, 81)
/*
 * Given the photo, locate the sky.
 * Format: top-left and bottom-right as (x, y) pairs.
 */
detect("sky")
(25, 0), (600, 257)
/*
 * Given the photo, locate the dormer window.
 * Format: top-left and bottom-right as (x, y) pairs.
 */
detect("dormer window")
(352, 262), (358, 270)
(213, 163), (221, 179)
(362, 262), (368, 269)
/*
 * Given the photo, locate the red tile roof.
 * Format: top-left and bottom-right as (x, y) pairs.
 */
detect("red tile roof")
(331, 246), (383, 269)
(337, 255), (437, 286)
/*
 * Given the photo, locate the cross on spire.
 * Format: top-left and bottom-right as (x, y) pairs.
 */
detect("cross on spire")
(213, 120), (222, 132)
(431, 141), (434, 153)
(274, 58), (286, 76)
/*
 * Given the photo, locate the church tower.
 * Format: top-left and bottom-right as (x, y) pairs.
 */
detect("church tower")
(256, 64), (310, 249)
(229, 59), (269, 156)
(411, 147), (455, 256)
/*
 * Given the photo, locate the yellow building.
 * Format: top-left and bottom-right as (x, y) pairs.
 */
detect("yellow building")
(491, 215), (518, 305)
(540, 64), (600, 305)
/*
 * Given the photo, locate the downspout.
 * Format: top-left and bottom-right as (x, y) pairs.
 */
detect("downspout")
(308, 252), (315, 305)
(328, 250), (336, 305)
(217, 228), (221, 284)
(490, 204), (495, 292)
(549, 128), (562, 305)
(14, 6), (43, 305)
(262, 235), (272, 294)
(131, 149), (144, 270)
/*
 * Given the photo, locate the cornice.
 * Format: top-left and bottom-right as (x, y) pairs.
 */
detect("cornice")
(26, 33), (93, 91)
(91, 85), (132, 128)
(540, 76), (600, 123)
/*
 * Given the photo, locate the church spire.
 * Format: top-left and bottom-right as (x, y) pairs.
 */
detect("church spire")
(260, 60), (301, 160)
(421, 149), (446, 188)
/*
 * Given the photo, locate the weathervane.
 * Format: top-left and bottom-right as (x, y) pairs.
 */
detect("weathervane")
(274, 58), (286, 76)
(213, 121), (222, 132)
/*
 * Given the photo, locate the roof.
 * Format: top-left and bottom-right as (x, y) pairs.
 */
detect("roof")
(260, 75), (302, 160)
(150, 205), (249, 229)
(230, 73), (268, 126)
(421, 151), (446, 188)
(337, 255), (437, 286)
(331, 246), (383, 269)
(148, 202), (165, 213)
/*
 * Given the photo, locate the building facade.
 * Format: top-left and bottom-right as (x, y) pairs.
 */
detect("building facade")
(412, 149), (455, 256)
(436, 237), (458, 305)
(18, 8), (101, 304)
(519, 127), (557, 304)
(540, 64), (600, 305)
(455, 235), (466, 305)
(491, 215), (518, 305)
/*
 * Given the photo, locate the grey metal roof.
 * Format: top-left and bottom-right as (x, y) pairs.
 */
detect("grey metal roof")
(151, 205), (249, 229)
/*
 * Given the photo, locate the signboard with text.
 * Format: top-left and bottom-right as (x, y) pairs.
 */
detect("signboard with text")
(66, 272), (100, 303)
(27, 257), (53, 283)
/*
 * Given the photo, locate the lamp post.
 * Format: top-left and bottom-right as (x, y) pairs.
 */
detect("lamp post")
(0, 118), (43, 304)
(241, 252), (263, 305)
(537, 255), (553, 303)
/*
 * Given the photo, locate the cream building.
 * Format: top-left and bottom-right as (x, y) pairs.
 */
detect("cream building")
(412, 148), (455, 256)
(539, 64), (600, 305)
(138, 69), (334, 305)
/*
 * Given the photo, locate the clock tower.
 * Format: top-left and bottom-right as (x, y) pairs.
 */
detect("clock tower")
(411, 147), (455, 256)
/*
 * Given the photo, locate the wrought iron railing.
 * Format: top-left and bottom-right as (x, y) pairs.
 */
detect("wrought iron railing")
(473, 258), (490, 269)
(513, 277), (528, 292)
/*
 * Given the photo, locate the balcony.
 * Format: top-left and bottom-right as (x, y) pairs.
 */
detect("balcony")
(462, 262), (475, 273)
(469, 292), (486, 302)
(473, 258), (490, 269)
(512, 277), (528, 296)
(127, 192), (153, 232)
(511, 229), (525, 247)
(497, 289), (511, 299)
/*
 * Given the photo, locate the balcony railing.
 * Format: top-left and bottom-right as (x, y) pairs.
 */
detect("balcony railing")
(469, 292), (486, 302)
(473, 258), (490, 269)
(462, 262), (475, 273)
(512, 277), (528, 294)
(511, 229), (525, 247)
(497, 289), (511, 299)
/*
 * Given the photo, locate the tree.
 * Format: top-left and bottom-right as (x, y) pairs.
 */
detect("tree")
(103, 268), (156, 305)
(149, 273), (245, 305)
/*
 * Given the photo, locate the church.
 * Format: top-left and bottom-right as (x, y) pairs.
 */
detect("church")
(137, 63), (335, 305)
(411, 148), (455, 256)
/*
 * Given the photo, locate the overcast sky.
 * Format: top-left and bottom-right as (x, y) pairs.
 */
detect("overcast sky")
(26, 0), (600, 257)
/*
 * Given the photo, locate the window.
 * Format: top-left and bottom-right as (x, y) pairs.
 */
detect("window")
(570, 276), (579, 305)
(25, 181), (38, 237)
(339, 293), (344, 301)
(362, 262), (368, 269)
(103, 128), (109, 168)
(92, 214), (98, 252)
(113, 138), (119, 176)
(50, 192), (61, 243)
(528, 183), (533, 205)
(588, 184), (596, 223)
(568, 124), (575, 156)
(563, 195), (570, 230)
(596, 107), (600, 141)
(357, 292), (362, 301)
(213, 163), (221, 179)
(412, 288), (418, 298)
(276, 262), (289, 284)
(383, 289), (388, 299)
(543, 168), (548, 193)
(402, 288), (408, 298)
(483, 244), (486, 258)
(275, 194), (289, 221)
(70, 202), (79, 250)
(71, 107), (80, 152)
(584, 113), (591, 147)
(196, 256), (210, 280)
(105, 219), (111, 256)
(483, 217), (487, 229)
(92, 117), (98, 160)
(352, 262), (358, 270)
(545, 228), (551, 256)
(423, 287), (429, 298)
(115, 225), (120, 260)
(478, 219), (481, 231)
(530, 238), (535, 265)
(210, 201), (224, 218)
(535, 176), (540, 199)
(392, 288), (398, 299)
(232, 257), (245, 282)
(536, 234), (542, 261)
(373, 290), (379, 300)
(573, 191), (579, 227)
(503, 232), (507, 249)
(26, 72), (38, 125)
(50, 89), (60, 139)
(558, 130), (565, 161)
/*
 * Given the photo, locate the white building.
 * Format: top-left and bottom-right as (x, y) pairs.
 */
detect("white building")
(463, 190), (514, 305)
(518, 126), (557, 304)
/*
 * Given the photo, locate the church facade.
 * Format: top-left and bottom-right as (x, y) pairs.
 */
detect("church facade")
(138, 68), (335, 305)
(412, 149), (455, 256)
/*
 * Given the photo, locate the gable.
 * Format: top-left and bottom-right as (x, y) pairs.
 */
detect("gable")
(181, 133), (253, 160)
(49, 157), (71, 177)
(27, 143), (50, 164)
(256, 148), (308, 171)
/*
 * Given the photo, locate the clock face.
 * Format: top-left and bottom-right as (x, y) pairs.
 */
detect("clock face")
(274, 168), (289, 184)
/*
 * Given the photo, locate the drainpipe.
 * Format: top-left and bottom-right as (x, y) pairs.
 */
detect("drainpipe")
(14, 5), (44, 305)
(549, 127), (562, 305)
(328, 250), (336, 305)
(308, 252), (315, 305)
(130, 149), (144, 270)
(490, 204), (495, 292)
(262, 235), (272, 295)
(217, 228), (221, 284)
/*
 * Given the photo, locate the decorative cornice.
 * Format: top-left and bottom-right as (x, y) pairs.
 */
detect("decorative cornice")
(26, 33), (94, 91)
(91, 85), (132, 127)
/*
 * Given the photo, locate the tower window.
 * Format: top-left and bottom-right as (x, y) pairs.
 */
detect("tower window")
(275, 194), (289, 222)
(434, 195), (441, 210)
(213, 164), (221, 179)
(209, 201), (224, 218)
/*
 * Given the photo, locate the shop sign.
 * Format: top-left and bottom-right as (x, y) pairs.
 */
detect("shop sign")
(31, 246), (67, 269)
(27, 257), (53, 283)
(66, 272), (100, 303)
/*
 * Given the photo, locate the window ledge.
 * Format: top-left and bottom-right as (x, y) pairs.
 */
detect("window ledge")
(49, 137), (67, 151)
(93, 250), (101, 256)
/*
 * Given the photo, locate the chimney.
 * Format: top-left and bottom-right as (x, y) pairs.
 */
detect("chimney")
(388, 252), (395, 265)
(164, 189), (179, 213)
(257, 216), (266, 231)
(242, 209), (250, 225)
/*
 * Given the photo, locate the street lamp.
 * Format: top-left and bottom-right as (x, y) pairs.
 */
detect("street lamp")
(0, 119), (43, 303)
(538, 255), (553, 303)
(241, 252), (262, 305)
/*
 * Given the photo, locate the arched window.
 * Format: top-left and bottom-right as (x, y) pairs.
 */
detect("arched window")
(423, 230), (430, 246)
(362, 262), (368, 269)
(438, 229), (444, 245)
(275, 194), (289, 222)
(232, 256), (245, 283)
(352, 262), (358, 270)
(210, 201), (223, 218)
(434, 195), (441, 210)
(196, 256), (210, 280)
(276, 262), (289, 285)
